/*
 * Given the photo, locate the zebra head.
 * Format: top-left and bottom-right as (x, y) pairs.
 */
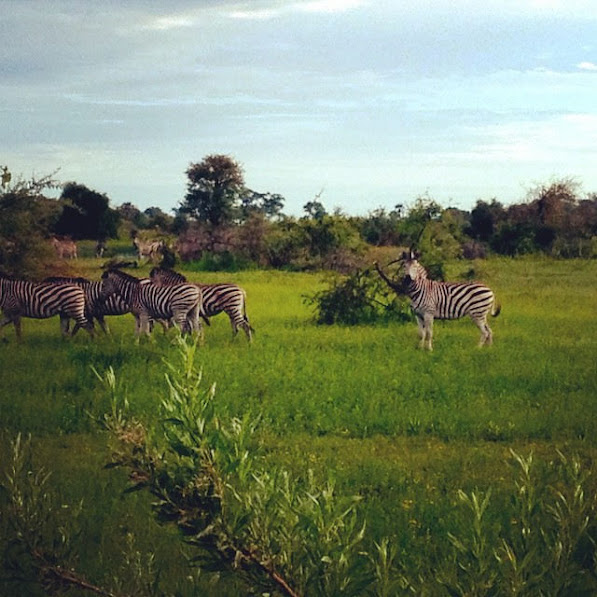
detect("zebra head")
(399, 250), (427, 281)
(100, 269), (137, 302)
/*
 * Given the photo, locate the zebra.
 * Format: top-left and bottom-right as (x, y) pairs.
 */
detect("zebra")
(51, 237), (78, 259)
(43, 276), (131, 335)
(0, 273), (93, 340)
(149, 267), (254, 342)
(133, 237), (163, 262)
(375, 251), (500, 350)
(100, 269), (203, 338)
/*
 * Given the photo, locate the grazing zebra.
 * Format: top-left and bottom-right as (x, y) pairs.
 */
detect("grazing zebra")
(133, 237), (163, 262)
(149, 267), (254, 342)
(375, 251), (500, 350)
(100, 269), (202, 338)
(0, 273), (92, 340)
(51, 237), (78, 259)
(43, 276), (131, 335)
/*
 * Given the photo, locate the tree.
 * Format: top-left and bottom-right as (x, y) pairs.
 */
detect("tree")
(397, 194), (443, 247)
(303, 200), (327, 221)
(468, 199), (505, 242)
(144, 206), (174, 231)
(55, 182), (120, 240)
(179, 154), (244, 227)
(238, 190), (285, 221)
(117, 202), (148, 229)
(0, 169), (62, 276)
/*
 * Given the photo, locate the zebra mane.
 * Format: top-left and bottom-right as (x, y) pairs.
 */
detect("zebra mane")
(103, 269), (141, 284)
(149, 267), (186, 282)
(43, 276), (90, 285)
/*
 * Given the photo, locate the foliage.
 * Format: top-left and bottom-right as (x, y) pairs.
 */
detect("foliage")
(1, 260), (597, 594)
(0, 169), (62, 277)
(432, 450), (597, 596)
(186, 250), (256, 272)
(358, 206), (403, 246)
(239, 190), (285, 221)
(99, 337), (371, 596)
(306, 268), (413, 325)
(55, 182), (120, 240)
(179, 154), (245, 227)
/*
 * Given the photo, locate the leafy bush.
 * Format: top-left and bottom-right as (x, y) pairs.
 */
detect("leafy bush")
(306, 268), (413, 325)
(186, 250), (256, 272)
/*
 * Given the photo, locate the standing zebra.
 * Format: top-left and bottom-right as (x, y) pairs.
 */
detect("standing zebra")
(43, 276), (132, 335)
(100, 269), (202, 338)
(375, 251), (500, 350)
(0, 273), (92, 340)
(149, 267), (254, 342)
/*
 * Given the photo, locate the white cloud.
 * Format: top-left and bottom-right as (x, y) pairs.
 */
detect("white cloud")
(140, 15), (197, 31)
(229, 0), (364, 20)
(577, 61), (597, 71)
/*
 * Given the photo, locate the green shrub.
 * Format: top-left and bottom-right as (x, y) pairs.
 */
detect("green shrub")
(305, 268), (413, 325)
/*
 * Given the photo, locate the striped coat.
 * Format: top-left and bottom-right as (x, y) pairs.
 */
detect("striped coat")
(376, 251), (500, 350)
(43, 276), (131, 335)
(149, 267), (254, 342)
(0, 274), (92, 339)
(100, 269), (202, 337)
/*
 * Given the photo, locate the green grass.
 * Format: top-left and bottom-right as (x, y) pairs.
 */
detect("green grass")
(1, 257), (596, 594)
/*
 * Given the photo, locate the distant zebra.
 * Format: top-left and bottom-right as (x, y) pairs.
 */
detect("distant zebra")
(51, 237), (78, 259)
(100, 269), (202, 338)
(375, 251), (500, 350)
(43, 276), (131, 335)
(133, 237), (163, 262)
(149, 267), (254, 342)
(0, 273), (92, 340)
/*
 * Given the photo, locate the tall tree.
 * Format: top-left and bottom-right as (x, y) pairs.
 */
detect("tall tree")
(180, 154), (244, 227)
(55, 182), (120, 240)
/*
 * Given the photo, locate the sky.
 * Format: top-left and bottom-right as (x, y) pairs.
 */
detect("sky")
(2, 0), (597, 216)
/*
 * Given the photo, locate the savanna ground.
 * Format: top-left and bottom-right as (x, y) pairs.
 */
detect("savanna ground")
(1, 252), (596, 595)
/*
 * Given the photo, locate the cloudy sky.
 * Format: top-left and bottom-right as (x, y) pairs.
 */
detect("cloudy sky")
(2, 0), (596, 215)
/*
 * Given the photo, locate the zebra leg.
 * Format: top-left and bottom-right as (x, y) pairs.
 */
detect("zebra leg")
(171, 311), (188, 334)
(187, 306), (203, 340)
(60, 315), (71, 337)
(241, 321), (253, 343)
(96, 315), (109, 335)
(1, 314), (21, 340)
(416, 315), (426, 349)
(13, 316), (22, 341)
(474, 316), (493, 347)
(230, 316), (239, 339)
(423, 313), (434, 351)
(138, 313), (152, 337)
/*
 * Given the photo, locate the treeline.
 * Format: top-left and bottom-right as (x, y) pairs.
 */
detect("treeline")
(1, 158), (596, 277)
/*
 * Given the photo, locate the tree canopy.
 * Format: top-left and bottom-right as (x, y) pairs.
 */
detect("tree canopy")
(55, 182), (120, 240)
(179, 154), (245, 227)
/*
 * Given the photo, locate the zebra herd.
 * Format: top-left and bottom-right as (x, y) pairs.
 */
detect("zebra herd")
(0, 268), (253, 343)
(1, 252), (500, 349)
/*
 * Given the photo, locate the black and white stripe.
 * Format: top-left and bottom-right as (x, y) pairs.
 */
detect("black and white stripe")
(149, 267), (254, 342)
(43, 276), (131, 335)
(100, 269), (202, 337)
(0, 273), (92, 339)
(376, 251), (500, 350)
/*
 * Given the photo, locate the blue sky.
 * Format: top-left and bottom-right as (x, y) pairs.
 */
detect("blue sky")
(2, 0), (596, 215)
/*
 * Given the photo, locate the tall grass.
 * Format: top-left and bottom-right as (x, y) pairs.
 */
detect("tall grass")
(1, 257), (596, 594)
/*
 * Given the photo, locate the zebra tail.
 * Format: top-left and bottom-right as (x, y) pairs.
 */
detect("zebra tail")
(492, 302), (501, 317)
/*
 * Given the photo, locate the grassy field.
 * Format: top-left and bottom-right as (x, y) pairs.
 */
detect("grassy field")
(1, 256), (596, 594)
